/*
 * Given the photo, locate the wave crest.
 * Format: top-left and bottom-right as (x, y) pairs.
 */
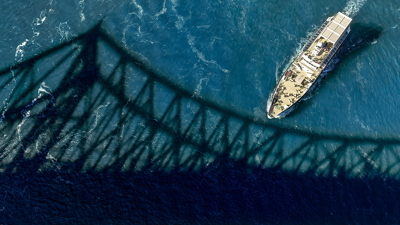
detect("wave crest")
(343, 0), (367, 17)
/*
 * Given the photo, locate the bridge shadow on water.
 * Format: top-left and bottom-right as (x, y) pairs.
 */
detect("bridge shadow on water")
(0, 21), (398, 224)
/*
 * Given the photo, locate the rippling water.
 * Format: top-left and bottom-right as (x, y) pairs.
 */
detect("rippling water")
(1, 0), (400, 224)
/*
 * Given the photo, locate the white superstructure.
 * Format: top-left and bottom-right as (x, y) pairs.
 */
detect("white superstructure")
(267, 12), (352, 119)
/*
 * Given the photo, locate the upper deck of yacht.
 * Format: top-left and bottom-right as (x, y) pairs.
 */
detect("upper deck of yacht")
(268, 12), (352, 118)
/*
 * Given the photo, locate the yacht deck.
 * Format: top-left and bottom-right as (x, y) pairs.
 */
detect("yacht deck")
(268, 12), (352, 118)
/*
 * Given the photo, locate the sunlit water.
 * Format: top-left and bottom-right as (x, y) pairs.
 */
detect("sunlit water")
(1, 0), (400, 224)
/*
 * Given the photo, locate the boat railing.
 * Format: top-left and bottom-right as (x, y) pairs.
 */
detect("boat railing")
(320, 30), (349, 67)
(302, 20), (329, 51)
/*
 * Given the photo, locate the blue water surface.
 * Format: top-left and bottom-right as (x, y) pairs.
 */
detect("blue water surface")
(1, 0), (400, 224)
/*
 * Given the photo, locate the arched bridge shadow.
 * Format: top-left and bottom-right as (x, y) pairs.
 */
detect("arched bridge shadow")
(0, 21), (397, 179)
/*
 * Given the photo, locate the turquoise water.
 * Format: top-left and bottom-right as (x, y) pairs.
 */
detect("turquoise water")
(1, 0), (400, 223)
(133, 0), (398, 139)
(2, 0), (399, 138)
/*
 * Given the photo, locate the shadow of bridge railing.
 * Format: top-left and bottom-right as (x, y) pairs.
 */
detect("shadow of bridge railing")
(0, 21), (396, 178)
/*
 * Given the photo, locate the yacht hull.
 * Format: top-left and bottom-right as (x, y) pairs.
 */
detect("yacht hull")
(267, 12), (352, 119)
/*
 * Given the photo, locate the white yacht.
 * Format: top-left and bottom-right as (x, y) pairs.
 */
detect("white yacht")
(267, 12), (352, 119)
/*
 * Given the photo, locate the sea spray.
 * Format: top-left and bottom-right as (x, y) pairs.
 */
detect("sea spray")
(343, 0), (367, 17)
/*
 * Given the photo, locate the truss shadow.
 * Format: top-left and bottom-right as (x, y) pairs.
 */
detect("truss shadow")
(0, 21), (397, 180)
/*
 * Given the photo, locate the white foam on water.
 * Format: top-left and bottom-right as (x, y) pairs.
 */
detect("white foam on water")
(88, 102), (110, 138)
(79, 0), (86, 21)
(17, 82), (54, 146)
(155, 0), (167, 17)
(29, 5), (54, 46)
(171, 0), (185, 30)
(38, 82), (55, 105)
(187, 33), (229, 73)
(15, 39), (29, 62)
(275, 61), (281, 82)
(170, 0), (229, 74)
(32, 10), (47, 36)
(193, 77), (209, 97)
(343, 0), (367, 17)
(35, 10), (47, 26)
(122, 23), (135, 48)
(129, 0), (144, 19)
(354, 115), (372, 131)
(122, 0), (160, 49)
(118, 100), (130, 140)
(56, 22), (72, 42)
(265, 88), (276, 118)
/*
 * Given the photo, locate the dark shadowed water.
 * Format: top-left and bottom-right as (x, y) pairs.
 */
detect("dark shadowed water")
(1, 0), (400, 224)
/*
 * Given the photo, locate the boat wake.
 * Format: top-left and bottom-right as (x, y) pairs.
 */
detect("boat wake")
(343, 0), (367, 18)
(266, 89), (275, 118)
